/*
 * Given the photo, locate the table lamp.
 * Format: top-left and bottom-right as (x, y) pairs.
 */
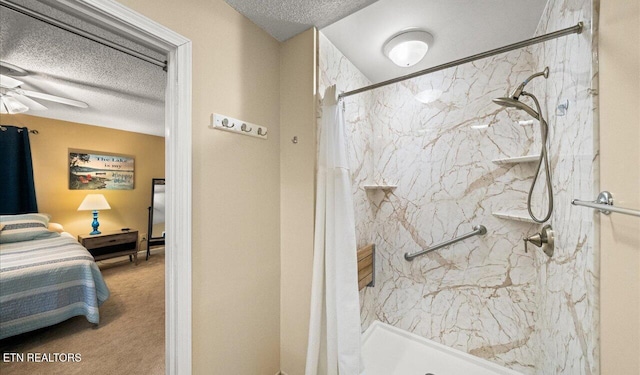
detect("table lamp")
(78, 194), (111, 235)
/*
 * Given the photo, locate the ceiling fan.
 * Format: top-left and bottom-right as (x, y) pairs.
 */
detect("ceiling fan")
(0, 61), (89, 114)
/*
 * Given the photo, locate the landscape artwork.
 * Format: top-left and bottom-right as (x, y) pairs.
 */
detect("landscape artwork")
(69, 151), (135, 190)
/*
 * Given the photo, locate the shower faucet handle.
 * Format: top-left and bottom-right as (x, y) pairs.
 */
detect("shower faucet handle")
(523, 225), (554, 257)
(522, 234), (543, 253)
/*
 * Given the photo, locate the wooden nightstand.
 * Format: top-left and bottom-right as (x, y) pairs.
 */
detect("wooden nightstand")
(79, 230), (139, 265)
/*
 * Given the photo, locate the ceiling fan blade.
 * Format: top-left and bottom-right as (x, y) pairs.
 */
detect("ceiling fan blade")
(0, 61), (28, 76)
(19, 89), (89, 108)
(7, 91), (48, 111)
(0, 74), (24, 89)
(0, 95), (29, 114)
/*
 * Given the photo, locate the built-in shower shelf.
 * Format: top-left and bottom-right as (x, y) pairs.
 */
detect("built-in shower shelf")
(492, 211), (537, 223)
(364, 184), (397, 191)
(492, 155), (540, 165)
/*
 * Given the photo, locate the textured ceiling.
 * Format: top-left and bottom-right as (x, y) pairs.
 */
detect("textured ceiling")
(321, 0), (548, 83)
(322, 0), (548, 83)
(224, 0), (379, 41)
(0, 0), (166, 136)
(0, 0), (548, 136)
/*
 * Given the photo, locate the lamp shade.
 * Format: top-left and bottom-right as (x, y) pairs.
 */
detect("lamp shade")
(78, 194), (111, 211)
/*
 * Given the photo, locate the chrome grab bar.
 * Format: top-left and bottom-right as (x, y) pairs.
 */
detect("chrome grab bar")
(404, 225), (487, 261)
(572, 191), (640, 218)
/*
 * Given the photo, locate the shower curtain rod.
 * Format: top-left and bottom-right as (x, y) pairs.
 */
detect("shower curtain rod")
(339, 22), (584, 99)
(0, 0), (167, 70)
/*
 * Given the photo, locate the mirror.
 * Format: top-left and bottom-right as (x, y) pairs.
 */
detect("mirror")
(147, 178), (165, 259)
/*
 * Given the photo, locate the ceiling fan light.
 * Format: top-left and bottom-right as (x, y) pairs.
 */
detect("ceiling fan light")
(1, 96), (29, 114)
(383, 30), (434, 67)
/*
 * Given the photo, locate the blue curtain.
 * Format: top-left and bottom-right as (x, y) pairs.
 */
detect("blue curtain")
(0, 125), (38, 214)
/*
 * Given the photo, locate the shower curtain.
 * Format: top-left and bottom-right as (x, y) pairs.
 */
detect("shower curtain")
(305, 85), (362, 375)
(0, 125), (38, 214)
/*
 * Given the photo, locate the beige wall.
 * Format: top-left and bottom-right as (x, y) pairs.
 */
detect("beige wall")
(599, 0), (640, 374)
(0, 115), (164, 241)
(279, 28), (317, 375)
(116, 0), (282, 373)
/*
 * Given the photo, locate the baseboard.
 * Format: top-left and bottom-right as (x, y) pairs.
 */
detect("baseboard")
(138, 246), (164, 256)
(95, 247), (164, 265)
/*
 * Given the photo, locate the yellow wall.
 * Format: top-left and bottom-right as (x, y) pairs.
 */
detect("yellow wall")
(599, 0), (640, 373)
(0, 115), (164, 241)
(116, 0), (282, 373)
(279, 28), (317, 374)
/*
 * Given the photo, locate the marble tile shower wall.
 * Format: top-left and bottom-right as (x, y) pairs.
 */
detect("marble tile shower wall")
(317, 33), (376, 249)
(318, 0), (597, 371)
(363, 51), (543, 373)
(529, 0), (599, 374)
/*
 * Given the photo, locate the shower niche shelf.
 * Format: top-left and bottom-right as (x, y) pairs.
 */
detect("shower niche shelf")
(492, 210), (537, 224)
(364, 184), (397, 191)
(364, 184), (397, 206)
(492, 155), (540, 165)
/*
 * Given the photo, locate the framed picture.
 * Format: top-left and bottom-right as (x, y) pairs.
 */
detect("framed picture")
(69, 150), (135, 190)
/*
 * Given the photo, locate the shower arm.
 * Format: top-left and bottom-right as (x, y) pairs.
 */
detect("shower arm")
(523, 68), (549, 86)
(511, 68), (550, 99)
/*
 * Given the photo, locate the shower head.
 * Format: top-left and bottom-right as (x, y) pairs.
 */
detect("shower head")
(493, 67), (549, 119)
(492, 96), (540, 119)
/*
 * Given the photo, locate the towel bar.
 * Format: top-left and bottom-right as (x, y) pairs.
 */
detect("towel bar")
(572, 191), (640, 218)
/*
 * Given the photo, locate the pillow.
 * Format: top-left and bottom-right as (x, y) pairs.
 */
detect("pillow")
(0, 213), (60, 244)
(48, 222), (65, 233)
(0, 213), (51, 224)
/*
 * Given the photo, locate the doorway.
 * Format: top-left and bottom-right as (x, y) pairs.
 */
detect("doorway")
(49, 1), (193, 373)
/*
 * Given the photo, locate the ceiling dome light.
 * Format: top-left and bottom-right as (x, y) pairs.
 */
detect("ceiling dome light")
(383, 30), (434, 67)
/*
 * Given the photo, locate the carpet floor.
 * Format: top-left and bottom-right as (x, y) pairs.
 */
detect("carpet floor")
(0, 249), (165, 375)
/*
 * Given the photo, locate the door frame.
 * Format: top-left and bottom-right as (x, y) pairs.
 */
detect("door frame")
(56, 0), (193, 373)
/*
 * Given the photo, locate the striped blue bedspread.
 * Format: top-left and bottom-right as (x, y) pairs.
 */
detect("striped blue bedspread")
(0, 233), (110, 339)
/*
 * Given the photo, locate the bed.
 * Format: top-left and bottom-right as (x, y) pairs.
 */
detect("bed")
(0, 214), (110, 340)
